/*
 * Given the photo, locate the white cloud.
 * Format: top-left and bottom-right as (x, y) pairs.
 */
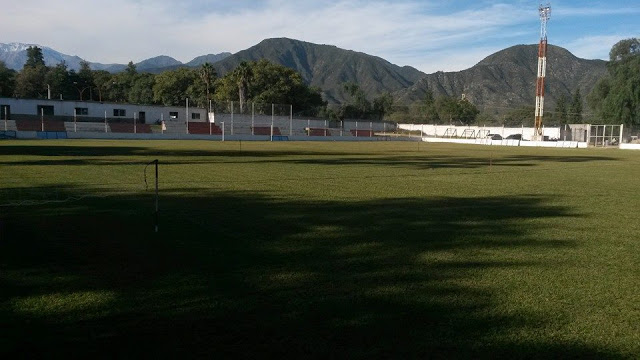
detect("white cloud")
(563, 34), (635, 60)
(0, 0), (573, 72)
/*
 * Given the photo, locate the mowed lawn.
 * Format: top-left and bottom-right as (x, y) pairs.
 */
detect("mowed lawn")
(0, 139), (639, 358)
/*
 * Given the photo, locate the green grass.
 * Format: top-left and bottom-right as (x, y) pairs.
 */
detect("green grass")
(1, 139), (639, 358)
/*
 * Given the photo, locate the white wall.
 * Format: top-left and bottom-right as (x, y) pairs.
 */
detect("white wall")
(399, 124), (561, 141)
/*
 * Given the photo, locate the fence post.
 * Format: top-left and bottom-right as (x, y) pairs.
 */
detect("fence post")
(271, 103), (274, 137)
(41, 108), (44, 132)
(74, 108), (77, 132)
(370, 121), (373, 137)
(270, 116), (274, 142)
(356, 121), (358, 137)
(340, 121), (343, 137)
(105, 111), (108, 133)
(134, 112), (137, 134)
(325, 120), (328, 136)
(222, 122), (225, 141)
(619, 124), (624, 145)
(307, 119), (310, 137)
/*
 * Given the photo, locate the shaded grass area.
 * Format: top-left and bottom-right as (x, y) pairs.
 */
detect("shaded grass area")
(1, 140), (639, 358)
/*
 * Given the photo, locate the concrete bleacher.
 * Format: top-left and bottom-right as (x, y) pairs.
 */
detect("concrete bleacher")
(351, 129), (374, 137)
(64, 122), (108, 132)
(109, 123), (152, 133)
(1, 120), (17, 131)
(16, 119), (66, 132)
(307, 128), (331, 136)
(188, 122), (222, 135)
(252, 126), (281, 136)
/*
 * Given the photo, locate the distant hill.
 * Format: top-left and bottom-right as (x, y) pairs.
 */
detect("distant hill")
(210, 38), (426, 103)
(394, 44), (608, 112)
(186, 52), (232, 67)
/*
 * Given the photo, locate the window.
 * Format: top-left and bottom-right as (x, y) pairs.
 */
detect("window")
(37, 105), (54, 116)
(191, 113), (201, 120)
(113, 109), (126, 117)
(75, 107), (88, 116)
(169, 112), (178, 119)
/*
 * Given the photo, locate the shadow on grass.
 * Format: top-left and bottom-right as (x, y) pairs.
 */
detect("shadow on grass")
(0, 144), (618, 170)
(0, 186), (623, 358)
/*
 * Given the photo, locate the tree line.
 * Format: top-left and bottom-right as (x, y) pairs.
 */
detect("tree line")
(1, 39), (638, 126)
(0, 46), (326, 115)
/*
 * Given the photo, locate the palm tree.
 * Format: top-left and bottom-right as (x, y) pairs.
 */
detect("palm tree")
(233, 61), (252, 113)
(200, 62), (217, 110)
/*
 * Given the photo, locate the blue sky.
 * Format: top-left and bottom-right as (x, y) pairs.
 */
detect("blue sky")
(3, 0), (639, 73)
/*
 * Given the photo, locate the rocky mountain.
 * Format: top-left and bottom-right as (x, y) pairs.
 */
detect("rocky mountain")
(186, 52), (232, 67)
(0, 42), (229, 73)
(210, 38), (426, 103)
(394, 44), (607, 113)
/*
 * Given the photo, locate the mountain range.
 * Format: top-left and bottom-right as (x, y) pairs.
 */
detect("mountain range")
(0, 39), (608, 109)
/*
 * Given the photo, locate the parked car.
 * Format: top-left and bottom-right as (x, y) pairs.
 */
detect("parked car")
(505, 134), (522, 140)
(487, 133), (502, 140)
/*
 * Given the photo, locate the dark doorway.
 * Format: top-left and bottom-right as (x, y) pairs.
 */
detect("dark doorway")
(0, 105), (10, 120)
(37, 105), (54, 116)
(139, 112), (146, 124)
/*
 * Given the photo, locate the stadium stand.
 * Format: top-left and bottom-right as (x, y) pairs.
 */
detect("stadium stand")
(351, 129), (374, 137)
(252, 126), (281, 135)
(109, 123), (152, 133)
(16, 119), (66, 132)
(307, 128), (331, 136)
(188, 122), (222, 135)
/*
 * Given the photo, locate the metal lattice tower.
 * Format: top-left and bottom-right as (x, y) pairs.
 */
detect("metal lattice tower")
(534, 3), (551, 140)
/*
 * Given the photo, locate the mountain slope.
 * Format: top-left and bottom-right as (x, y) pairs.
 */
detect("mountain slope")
(395, 44), (607, 112)
(186, 52), (232, 67)
(211, 38), (426, 103)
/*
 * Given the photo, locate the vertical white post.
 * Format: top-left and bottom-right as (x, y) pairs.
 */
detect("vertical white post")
(356, 121), (358, 137)
(325, 120), (328, 136)
(271, 103), (274, 136)
(270, 117), (274, 142)
(619, 124), (624, 145)
(186, 98), (189, 134)
(134, 112), (137, 134)
(251, 102), (254, 135)
(105, 111), (107, 133)
(340, 121), (343, 137)
(209, 99), (212, 114)
(222, 122), (225, 142)
(307, 119), (310, 137)
(564, 124), (567, 141)
(384, 122), (386, 134)
(41, 108), (44, 132)
(74, 108), (77, 132)
(370, 121), (373, 137)
(290, 104), (293, 137)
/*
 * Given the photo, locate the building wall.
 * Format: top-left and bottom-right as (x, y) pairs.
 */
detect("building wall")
(0, 98), (207, 123)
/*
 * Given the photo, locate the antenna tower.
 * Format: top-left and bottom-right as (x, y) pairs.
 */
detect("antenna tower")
(534, 3), (551, 140)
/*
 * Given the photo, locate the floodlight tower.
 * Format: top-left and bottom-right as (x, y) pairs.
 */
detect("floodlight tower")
(534, 3), (551, 140)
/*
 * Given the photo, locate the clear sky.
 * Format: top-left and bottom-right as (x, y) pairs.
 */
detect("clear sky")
(3, 0), (639, 73)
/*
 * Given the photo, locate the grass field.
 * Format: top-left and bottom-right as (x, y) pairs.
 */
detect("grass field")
(1, 139), (639, 358)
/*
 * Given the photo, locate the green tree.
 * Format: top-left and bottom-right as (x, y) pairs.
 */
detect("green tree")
(569, 88), (583, 123)
(372, 92), (394, 121)
(129, 73), (156, 104)
(25, 46), (45, 68)
(15, 46), (47, 98)
(199, 62), (217, 108)
(554, 93), (568, 124)
(228, 61), (253, 113)
(0, 61), (16, 97)
(153, 68), (198, 106)
(503, 106), (535, 126)
(44, 62), (72, 100)
(588, 38), (640, 125)
(92, 70), (113, 102)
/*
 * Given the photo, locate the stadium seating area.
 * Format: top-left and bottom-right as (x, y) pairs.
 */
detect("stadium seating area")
(109, 123), (152, 133)
(351, 129), (374, 137)
(252, 126), (281, 135)
(307, 128), (331, 136)
(15, 119), (66, 132)
(188, 122), (222, 135)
